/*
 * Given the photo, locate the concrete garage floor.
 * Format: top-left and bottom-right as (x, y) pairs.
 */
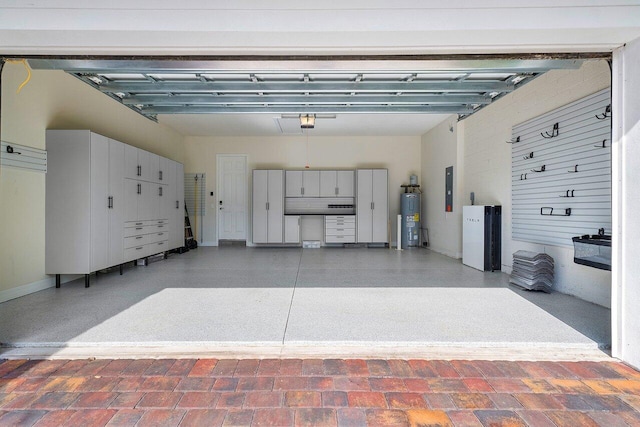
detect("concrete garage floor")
(0, 247), (611, 360)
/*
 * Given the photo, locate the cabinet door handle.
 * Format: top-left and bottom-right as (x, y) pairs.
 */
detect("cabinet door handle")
(159, 170), (163, 181)
(301, 187), (304, 195)
(266, 202), (269, 210)
(107, 196), (113, 209)
(176, 200), (179, 209)
(335, 187), (338, 195)
(371, 202), (374, 210)
(159, 187), (163, 197)
(137, 165), (141, 176)
(137, 183), (141, 194)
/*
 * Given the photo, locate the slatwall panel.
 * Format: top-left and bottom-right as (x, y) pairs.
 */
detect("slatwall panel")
(185, 173), (206, 215)
(1, 141), (47, 173)
(511, 89), (611, 247)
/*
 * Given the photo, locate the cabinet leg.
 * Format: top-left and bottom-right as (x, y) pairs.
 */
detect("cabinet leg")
(85, 274), (90, 288)
(120, 264), (123, 275)
(55, 274), (61, 288)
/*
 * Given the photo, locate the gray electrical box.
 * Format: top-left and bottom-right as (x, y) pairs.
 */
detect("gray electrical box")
(445, 166), (454, 212)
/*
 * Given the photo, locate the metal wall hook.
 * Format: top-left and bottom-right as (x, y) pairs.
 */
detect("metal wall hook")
(506, 136), (520, 144)
(594, 139), (609, 148)
(559, 190), (575, 198)
(541, 122), (559, 139)
(595, 104), (611, 120)
(540, 207), (572, 217)
(6, 145), (21, 155)
(523, 152), (534, 160)
(568, 164), (579, 173)
(530, 165), (546, 173)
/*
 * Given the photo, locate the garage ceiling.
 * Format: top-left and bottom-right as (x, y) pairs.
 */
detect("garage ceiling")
(28, 57), (584, 136)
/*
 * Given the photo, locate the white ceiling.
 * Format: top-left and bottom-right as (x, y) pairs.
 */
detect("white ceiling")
(158, 113), (452, 137)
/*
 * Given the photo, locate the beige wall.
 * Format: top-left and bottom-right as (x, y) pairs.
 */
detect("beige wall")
(462, 60), (612, 307)
(0, 64), (184, 296)
(183, 135), (421, 245)
(420, 117), (465, 258)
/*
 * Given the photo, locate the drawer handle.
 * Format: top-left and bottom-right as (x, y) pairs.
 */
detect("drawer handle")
(158, 225), (164, 228)
(136, 236), (143, 239)
(136, 247), (143, 250)
(136, 227), (143, 230)
(158, 242), (164, 245)
(136, 222), (143, 225)
(158, 233), (164, 236)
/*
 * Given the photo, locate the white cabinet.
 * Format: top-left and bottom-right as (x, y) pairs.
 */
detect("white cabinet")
(172, 162), (185, 249)
(138, 149), (151, 181)
(325, 215), (356, 243)
(107, 139), (125, 266)
(253, 170), (284, 243)
(46, 130), (184, 286)
(356, 169), (388, 243)
(124, 146), (158, 182)
(285, 170), (320, 197)
(284, 216), (301, 244)
(320, 170), (354, 197)
(46, 130), (125, 278)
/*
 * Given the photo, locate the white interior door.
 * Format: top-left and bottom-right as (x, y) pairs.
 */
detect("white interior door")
(217, 154), (248, 241)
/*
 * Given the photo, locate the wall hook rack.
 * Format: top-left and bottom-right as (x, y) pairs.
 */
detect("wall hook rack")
(506, 136), (520, 144)
(568, 164), (579, 173)
(595, 104), (611, 120)
(523, 152), (534, 160)
(520, 173), (528, 180)
(540, 207), (572, 217)
(531, 165), (546, 173)
(541, 123), (560, 139)
(560, 190), (575, 198)
(595, 139), (609, 148)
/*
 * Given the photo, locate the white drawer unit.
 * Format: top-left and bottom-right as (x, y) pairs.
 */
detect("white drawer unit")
(325, 215), (356, 243)
(123, 219), (170, 262)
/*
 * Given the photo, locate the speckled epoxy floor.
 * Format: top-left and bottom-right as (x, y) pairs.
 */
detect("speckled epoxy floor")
(0, 247), (611, 352)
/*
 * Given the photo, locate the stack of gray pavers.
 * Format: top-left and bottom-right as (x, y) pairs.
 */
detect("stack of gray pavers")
(510, 250), (554, 292)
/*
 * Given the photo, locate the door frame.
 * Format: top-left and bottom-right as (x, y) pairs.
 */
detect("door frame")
(216, 154), (249, 245)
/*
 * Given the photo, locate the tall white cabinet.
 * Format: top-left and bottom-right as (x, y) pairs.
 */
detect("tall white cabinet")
(252, 170), (284, 243)
(356, 169), (389, 244)
(46, 130), (184, 288)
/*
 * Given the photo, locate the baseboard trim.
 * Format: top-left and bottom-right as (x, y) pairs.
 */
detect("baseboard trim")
(0, 274), (80, 304)
(428, 246), (462, 259)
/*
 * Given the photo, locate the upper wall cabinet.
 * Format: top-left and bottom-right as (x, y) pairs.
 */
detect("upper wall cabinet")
(285, 170), (320, 197)
(124, 146), (166, 183)
(320, 170), (355, 197)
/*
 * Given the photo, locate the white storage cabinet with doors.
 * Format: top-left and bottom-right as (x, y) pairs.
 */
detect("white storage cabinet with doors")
(356, 169), (389, 244)
(320, 170), (355, 197)
(252, 170), (284, 243)
(46, 130), (184, 288)
(285, 170), (320, 197)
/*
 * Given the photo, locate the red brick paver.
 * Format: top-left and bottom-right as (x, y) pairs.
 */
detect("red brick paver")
(0, 358), (638, 426)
